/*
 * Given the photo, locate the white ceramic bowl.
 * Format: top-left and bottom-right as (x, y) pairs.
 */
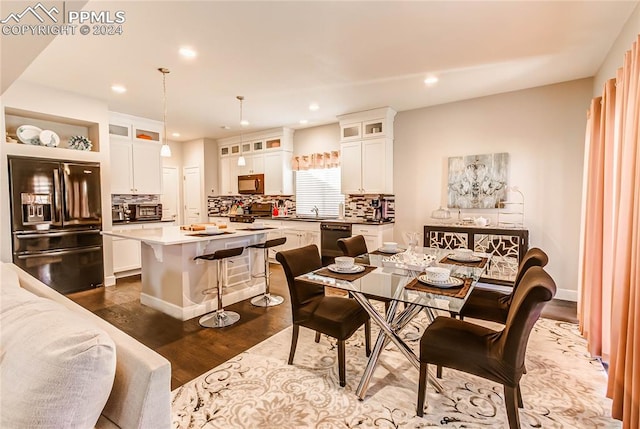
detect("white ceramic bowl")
(252, 222), (264, 229)
(454, 248), (473, 259)
(383, 241), (398, 251)
(334, 256), (355, 269)
(425, 267), (451, 283)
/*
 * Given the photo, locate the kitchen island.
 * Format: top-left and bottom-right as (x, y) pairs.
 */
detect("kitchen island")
(102, 226), (283, 321)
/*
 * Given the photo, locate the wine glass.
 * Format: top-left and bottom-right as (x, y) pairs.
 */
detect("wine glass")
(404, 231), (423, 253)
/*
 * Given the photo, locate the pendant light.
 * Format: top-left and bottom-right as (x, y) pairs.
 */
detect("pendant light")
(158, 67), (172, 158)
(237, 95), (246, 166)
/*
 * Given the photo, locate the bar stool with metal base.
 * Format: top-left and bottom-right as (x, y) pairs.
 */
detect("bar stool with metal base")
(248, 237), (287, 307)
(194, 246), (245, 328)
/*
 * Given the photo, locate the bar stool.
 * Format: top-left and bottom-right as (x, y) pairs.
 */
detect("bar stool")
(194, 246), (245, 328)
(248, 237), (287, 307)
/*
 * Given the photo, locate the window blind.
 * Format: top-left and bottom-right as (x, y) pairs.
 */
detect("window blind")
(295, 168), (344, 217)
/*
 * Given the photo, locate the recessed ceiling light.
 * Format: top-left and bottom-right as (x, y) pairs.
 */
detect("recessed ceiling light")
(221, 125), (231, 130)
(308, 103), (319, 111)
(299, 119), (308, 125)
(111, 84), (126, 93)
(240, 119), (249, 127)
(424, 76), (439, 86)
(172, 132), (180, 137)
(179, 47), (197, 58)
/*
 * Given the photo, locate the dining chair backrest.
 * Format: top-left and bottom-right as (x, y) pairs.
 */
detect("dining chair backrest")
(275, 245), (324, 308)
(506, 247), (549, 306)
(498, 266), (556, 373)
(337, 235), (368, 257)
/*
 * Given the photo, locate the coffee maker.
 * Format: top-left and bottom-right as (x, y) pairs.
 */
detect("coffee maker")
(369, 196), (394, 222)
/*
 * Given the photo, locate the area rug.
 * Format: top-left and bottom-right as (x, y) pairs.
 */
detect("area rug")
(171, 313), (619, 428)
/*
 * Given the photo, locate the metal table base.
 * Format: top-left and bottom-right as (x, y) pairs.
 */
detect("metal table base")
(350, 291), (443, 400)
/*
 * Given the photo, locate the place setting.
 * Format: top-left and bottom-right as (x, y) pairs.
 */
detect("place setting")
(405, 266), (472, 298)
(369, 241), (406, 255)
(315, 256), (376, 280)
(440, 248), (489, 268)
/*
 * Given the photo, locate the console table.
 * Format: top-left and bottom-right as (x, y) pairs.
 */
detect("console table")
(423, 224), (529, 286)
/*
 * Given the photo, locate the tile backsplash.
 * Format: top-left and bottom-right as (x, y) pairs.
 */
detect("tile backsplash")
(112, 194), (160, 204)
(344, 194), (395, 221)
(208, 195), (296, 216)
(207, 193), (395, 222)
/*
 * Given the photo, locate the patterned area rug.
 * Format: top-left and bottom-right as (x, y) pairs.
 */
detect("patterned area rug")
(172, 313), (619, 428)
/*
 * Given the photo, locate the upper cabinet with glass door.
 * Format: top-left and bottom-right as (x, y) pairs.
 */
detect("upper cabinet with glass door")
(337, 107), (397, 195)
(217, 127), (294, 196)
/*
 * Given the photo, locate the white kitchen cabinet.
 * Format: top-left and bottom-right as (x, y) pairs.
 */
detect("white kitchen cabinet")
(217, 128), (294, 196)
(338, 107), (396, 195)
(111, 221), (175, 276)
(340, 138), (390, 194)
(237, 153), (264, 176)
(279, 221), (321, 252)
(110, 140), (161, 194)
(352, 223), (395, 252)
(109, 113), (162, 195)
(264, 151), (293, 195)
(112, 236), (141, 274)
(219, 156), (240, 195)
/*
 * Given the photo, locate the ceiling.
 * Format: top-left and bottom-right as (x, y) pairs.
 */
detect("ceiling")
(8, 1), (639, 141)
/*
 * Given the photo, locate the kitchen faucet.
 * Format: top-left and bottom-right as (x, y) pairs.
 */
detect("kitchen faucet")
(312, 206), (319, 218)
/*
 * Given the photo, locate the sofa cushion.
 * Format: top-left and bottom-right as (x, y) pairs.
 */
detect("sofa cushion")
(0, 283), (117, 428)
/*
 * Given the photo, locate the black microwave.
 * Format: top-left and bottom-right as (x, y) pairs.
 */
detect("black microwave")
(238, 174), (264, 194)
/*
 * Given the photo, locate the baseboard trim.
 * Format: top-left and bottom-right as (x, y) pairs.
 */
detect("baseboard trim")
(555, 288), (577, 302)
(104, 275), (116, 287)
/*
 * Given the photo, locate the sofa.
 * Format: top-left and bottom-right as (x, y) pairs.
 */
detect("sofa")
(0, 263), (172, 428)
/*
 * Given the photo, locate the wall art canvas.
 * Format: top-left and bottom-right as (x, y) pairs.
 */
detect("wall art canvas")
(447, 152), (509, 209)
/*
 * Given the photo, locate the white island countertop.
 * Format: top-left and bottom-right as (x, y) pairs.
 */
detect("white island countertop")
(102, 224), (287, 321)
(102, 225), (285, 246)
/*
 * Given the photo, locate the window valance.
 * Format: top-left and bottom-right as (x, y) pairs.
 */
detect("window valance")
(291, 151), (340, 171)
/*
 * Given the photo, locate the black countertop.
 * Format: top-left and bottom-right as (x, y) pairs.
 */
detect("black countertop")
(209, 214), (394, 225)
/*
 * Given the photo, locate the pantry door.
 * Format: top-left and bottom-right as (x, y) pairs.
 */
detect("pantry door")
(183, 166), (203, 224)
(161, 166), (180, 223)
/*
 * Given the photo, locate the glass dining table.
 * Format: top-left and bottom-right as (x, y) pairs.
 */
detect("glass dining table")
(295, 246), (490, 400)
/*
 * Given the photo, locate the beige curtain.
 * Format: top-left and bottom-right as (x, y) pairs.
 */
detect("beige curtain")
(291, 151), (340, 171)
(580, 34), (640, 429)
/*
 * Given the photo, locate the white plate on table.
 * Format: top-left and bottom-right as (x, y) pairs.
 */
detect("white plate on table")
(417, 275), (464, 288)
(448, 254), (482, 263)
(16, 125), (42, 145)
(327, 264), (365, 274)
(377, 247), (405, 254)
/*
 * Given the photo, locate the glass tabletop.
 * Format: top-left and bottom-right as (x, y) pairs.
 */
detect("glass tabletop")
(296, 247), (489, 314)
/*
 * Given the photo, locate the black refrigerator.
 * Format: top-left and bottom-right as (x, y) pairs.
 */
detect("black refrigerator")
(8, 156), (104, 294)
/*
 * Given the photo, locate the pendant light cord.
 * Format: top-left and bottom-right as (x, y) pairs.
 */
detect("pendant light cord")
(158, 67), (171, 157)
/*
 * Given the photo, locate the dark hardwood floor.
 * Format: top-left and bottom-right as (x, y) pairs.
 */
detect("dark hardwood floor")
(68, 265), (577, 390)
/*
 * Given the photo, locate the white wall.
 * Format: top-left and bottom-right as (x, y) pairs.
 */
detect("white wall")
(394, 79), (593, 301)
(594, 3), (640, 94)
(293, 123), (340, 155)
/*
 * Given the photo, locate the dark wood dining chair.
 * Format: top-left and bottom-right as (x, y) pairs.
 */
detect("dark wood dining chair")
(337, 235), (392, 314)
(459, 247), (549, 324)
(416, 266), (556, 428)
(337, 235), (368, 258)
(275, 244), (371, 387)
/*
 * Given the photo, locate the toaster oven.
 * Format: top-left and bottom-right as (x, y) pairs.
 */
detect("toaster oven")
(132, 203), (162, 221)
